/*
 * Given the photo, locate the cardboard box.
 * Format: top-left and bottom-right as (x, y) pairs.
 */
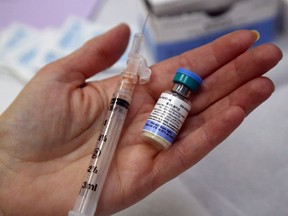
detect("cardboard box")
(139, 0), (281, 61)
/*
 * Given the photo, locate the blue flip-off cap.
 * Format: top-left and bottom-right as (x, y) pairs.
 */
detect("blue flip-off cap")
(173, 68), (203, 93)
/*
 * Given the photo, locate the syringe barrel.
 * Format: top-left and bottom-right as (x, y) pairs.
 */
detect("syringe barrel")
(70, 78), (134, 216)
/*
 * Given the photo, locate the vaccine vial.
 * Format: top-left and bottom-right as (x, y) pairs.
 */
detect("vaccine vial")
(142, 68), (203, 150)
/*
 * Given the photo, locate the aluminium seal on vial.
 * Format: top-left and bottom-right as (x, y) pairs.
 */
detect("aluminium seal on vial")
(142, 68), (203, 150)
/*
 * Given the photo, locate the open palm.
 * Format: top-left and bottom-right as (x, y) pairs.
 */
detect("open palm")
(0, 24), (282, 216)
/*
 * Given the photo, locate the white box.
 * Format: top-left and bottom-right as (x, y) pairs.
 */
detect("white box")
(139, 0), (280, 61)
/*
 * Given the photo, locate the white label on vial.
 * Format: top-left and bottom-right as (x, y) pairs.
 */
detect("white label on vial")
(143, 92), (191, 145)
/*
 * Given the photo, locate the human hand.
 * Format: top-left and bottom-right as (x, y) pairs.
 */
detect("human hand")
(0, 24), (282, 216)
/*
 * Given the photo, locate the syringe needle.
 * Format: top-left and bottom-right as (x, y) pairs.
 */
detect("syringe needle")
(141, 10), (151, 34)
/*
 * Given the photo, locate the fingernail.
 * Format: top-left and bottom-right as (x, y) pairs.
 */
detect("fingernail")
(251, 30), (260, 42)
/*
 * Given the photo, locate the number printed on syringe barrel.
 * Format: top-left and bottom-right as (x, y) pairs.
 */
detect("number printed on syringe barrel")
(76, 97), (129, 215)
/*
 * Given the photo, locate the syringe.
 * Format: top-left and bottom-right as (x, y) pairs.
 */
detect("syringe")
(68, 31), (151, 216)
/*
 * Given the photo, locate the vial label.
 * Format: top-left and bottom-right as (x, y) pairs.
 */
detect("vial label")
(143, 92), (191, 145)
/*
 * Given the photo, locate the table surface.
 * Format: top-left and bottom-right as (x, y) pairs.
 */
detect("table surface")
(1, 1), (288, 215)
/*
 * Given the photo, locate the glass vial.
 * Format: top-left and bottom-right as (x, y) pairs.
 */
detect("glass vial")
(142, 68), (203, 150)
